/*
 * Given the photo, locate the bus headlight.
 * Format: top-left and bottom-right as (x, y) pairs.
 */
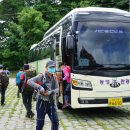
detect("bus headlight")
(72, 79), (92, 89)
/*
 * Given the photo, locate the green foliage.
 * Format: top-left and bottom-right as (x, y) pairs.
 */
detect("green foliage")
(3, 8), (49, 69)
(0, 0), (129, 70)
(18, 8), (49, 46)
(34, 3), (61, 27)
(0, 0), (25, 21)
(87, 0), (128, 10)
(79, 0), (90, 7)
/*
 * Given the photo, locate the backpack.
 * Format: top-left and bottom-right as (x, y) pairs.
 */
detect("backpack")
(0, 72), (9, 88)
(20, 73), (25, 83)
(22, 70), (36, 93)
(16, 71), (23, 84)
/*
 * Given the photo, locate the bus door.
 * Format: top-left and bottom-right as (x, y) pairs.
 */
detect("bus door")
(53, 29), (63, 104)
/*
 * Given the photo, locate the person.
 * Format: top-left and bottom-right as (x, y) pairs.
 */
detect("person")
(16, 68), (23, 98)
(0, 64), (9, 106)
(5, 68), (10, 77)
(21, 64), (35, 118)
(60, 63), (71, 109)
(27, 60), (59, 130)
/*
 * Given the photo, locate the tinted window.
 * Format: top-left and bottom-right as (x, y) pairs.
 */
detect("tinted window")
(74, 21), (130, 69)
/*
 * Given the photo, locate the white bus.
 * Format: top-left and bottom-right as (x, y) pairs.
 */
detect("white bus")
(28, 7), (130, 109)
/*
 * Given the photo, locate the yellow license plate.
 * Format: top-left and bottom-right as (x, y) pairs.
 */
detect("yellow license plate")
(108, 97), (123, 106)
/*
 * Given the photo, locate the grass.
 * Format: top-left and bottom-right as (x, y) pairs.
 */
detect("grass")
(10, 71), (17, 78)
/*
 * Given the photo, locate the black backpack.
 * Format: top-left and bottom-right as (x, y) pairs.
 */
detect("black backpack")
(0, 72), (9, 88)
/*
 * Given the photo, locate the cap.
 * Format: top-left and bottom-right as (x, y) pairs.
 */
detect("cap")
(0, 64), (3, 69)
(46, 60), (56, 68)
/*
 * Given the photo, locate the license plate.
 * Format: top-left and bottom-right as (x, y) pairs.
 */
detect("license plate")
(108, 97), (123, 106)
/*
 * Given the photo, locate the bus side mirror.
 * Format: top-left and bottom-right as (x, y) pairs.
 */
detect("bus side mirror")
(66, 34), (74, 49)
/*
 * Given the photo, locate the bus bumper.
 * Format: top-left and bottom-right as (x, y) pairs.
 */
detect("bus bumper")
(71, 96), (130, 109)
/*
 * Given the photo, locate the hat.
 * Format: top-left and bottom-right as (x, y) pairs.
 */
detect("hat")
(23, 64), (29, 70)
(46, 60), (56, 67)
(0, 64), (3, 69)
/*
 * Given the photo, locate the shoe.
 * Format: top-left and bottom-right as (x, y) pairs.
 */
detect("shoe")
(62, 103), (70, 109)
(25, 113), (31, 118)
(25, 114), (29, 118)
(1, 103), (5, 106)
(33, 97), (36, 101)
(30, 112), (35, 118)
(26, 112), (35, 118)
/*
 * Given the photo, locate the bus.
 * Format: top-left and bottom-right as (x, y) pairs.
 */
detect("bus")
(28, 7), (130, 109)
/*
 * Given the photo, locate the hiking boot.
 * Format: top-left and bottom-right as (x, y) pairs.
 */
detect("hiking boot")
(1, 103), (5, 106)
(25, 114), (30, 118)
(33, 97), (36, 101)
(26, 112), (35, 118)
(25, 113), (31, 118)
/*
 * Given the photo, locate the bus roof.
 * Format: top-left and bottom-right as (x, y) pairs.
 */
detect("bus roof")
(30, 44), (38, 50)
(44, 7), (130, 37)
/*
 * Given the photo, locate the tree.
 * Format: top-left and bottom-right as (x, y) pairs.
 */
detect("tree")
(3, 8), (49, 69)
(0, 0), (129, 69)
(85, 0), (129, 10)
(0, 0), (25, 21)
(35, 3), (61, 27)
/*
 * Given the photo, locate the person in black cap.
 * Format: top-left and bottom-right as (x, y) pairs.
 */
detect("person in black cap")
(28, 60), (59, 130)
(0, 64), (9, 106)
(21, 64), (35, 118)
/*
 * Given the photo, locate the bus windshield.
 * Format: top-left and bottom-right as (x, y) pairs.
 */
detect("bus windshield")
(74, 21), (130, 70)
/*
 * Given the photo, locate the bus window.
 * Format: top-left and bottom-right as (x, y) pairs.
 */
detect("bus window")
(56, 36), (60, 56)
(38, 41), (52, 60)
(62, 37), (71, 65)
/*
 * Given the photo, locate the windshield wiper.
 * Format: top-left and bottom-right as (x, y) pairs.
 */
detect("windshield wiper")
(86, 66), (110, 75)
(86, 64), (130, 74)
(102, 64), (130, 67)
(118, 64), (130, 69)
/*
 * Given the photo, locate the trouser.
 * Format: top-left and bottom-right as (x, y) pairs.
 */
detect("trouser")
(64, 83), (71, 104)
(22, 91), (33, 115)
(36, 99), (59, 130)
(1, 87), (6, 104)
(17, 83), (22, 97)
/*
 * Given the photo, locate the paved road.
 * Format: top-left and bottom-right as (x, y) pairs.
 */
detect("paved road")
(0, 78), (130, 130)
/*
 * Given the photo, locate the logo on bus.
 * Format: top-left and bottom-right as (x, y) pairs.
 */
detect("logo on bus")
(100, 79), (129, 85)
(110, 82), (120, 88)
